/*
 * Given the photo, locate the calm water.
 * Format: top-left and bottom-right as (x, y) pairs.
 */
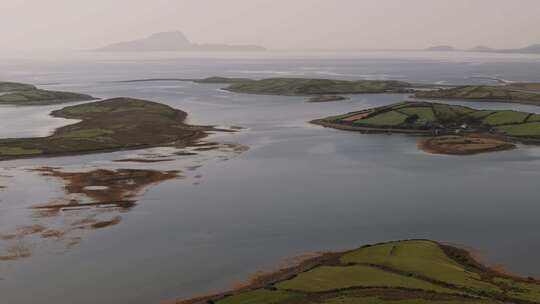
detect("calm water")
(1, 51), (540, 304)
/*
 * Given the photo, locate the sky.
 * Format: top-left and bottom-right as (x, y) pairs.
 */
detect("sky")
(2, 0), (539, 52)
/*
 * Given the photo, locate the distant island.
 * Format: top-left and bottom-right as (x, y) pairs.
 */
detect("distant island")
(0, 81), (95, 105)
(424, 45), (457, 52)
(424, 43), (540, 54)
(0, 98), (216, 160)
(94, 31), (266, 52)
(312, 101), (540, 155)
(414, 84), (540, 106)
(178, 239), (540, 304)
(118, 77), (414, 102)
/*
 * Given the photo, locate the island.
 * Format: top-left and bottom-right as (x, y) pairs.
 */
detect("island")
(221, 78), (413, 95)
(0, 81), (95, 105)
(311, 101), (540, 155)
(414, 85), (540, 106)
(423, 43), (540, 54)
(307, 95), (348, 103)
(178, 240), (540, 304)
(184, 76), (412, 102)
(0, 98), (216, 160)
(424, 45), (457, 52)
(95, 31), (266, 52)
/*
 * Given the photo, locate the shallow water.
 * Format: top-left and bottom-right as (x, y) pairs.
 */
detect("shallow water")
(1, 51), (540, 304)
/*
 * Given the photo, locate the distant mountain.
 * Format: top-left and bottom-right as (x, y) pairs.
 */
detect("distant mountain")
(95, 31), (266, 52)
(424, 45), (456, 51)
(469, 45), (493, 52)
(469, 44), (540, 54)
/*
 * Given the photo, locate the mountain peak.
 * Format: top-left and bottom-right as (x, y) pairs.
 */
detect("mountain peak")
(95, 31), (265, 52)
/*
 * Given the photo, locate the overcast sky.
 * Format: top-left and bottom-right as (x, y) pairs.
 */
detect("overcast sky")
(2, 0), (539, 51)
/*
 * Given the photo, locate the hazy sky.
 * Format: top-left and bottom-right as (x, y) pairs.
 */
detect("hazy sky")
(2, 0), (539, 51)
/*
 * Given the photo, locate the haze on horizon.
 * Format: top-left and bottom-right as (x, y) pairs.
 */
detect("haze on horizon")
(2, 0), (540, 53)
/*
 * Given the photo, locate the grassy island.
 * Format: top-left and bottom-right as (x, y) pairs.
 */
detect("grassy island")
(178, 240), (540, 304)
(0, 81), (95, 105)
(0, 98), (212, 160)
(221, 78), (412, 95)
(307, 95), (348, 103)
(312, 101), (540, 155)
(182, 77), (413, 102)
(414, 84), (540, 106)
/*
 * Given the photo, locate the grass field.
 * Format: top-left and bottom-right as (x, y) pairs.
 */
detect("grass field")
(495, 122), (540, 137)
(481, 111), (529, 125)
(276, 265), (459, 294)
(527, 114), (540, 122)
(341, 241), (501, 294)
(0, 147), (42, 156)
(353, 110), (409, 127)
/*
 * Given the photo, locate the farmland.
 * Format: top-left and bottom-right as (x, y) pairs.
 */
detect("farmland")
(311, 101), (540, 154)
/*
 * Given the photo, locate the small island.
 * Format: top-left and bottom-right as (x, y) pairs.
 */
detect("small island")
(414, 84), (540, 106)
(220, 78), (413, 95)
(179, 240), (540, 304)
(312, 101), (540, 155)
(0, 98), (214, 160)
(419, 135), (515, 155)
(307, 95), (348, 103)
(0, 81), (95, 105)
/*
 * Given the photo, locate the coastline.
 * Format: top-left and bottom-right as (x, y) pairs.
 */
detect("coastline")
(175, 240), (536, 304)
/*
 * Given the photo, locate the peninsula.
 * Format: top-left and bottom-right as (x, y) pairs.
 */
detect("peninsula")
(0, 81), (95, 105)
(312, 101), (540, 155)
(179, 240), (540, 304)
(0, 98), (214, 160)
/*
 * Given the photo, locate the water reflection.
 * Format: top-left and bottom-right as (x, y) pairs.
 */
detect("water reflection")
(0, 141), (248, 262)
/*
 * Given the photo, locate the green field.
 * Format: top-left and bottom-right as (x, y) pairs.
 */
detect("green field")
(353, 110), (409, 127)
(481, 111), (529, 125)
(276, 265), (458, 294)
(527, 114), (540, 122)
(341, 241), (500, 294)
(495, 122), (540, 137)
(189, 240), (540, 304)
